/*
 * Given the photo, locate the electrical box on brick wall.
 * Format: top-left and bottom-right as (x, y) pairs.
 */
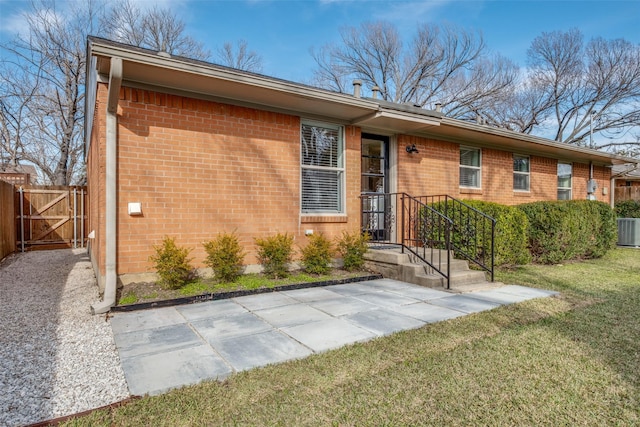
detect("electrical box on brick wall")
(587, 179), (598, 194)
(128, 202), (142, 216)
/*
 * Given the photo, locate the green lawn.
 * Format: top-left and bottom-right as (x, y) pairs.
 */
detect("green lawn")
(66, 249), (639, 426)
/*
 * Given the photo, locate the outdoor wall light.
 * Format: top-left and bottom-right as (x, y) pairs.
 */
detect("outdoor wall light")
(406, 144), (419, 154)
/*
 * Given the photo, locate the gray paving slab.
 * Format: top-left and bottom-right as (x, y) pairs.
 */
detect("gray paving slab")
(111, 280), (559, 397)
(497, 285), (560, 298)
(233, 292), (297, 311)
(282, 318), (376, 352)
(345, 308), (426, 336)
(326, 282), (382, 296)
(308, 296), (378, 317)
(428, 294), (502, 314)
(191, 312), (271, 341)
(283, 287), (342, 302)
(110, 307), (185, 334)
(253, 303), (333, 328)
(386, 285), (453, 301)
(177, 299), (248, 321)
(213, 330), (313, 371)
(391, 302), (467, 323)
(121, 344), (232, 396)
(353, 291), (421, 308)
(113, 323), (202, 358)
(467, 289), (536, 305)
(362, 278), (414, 291)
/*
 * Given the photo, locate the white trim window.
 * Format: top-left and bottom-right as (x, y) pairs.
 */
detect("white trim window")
(460, 146), (481, 188)
(513, 154), (530, 191)
(301, 121), (344, 213)
(558, 162), (572, 200)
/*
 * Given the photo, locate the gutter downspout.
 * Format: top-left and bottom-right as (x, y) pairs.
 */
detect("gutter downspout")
(92, 57), (122, 314)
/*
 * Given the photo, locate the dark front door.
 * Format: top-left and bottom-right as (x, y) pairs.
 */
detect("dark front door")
(361, 134), (390, 241)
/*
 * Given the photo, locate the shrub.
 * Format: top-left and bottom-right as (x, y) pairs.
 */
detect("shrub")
(425, 200), (530, 267)
(336, 231), (370, 271)
(203, 231), (245, 283)
(300, 233), (333, 275)
(459, 200), (531, 267)
(518, 200), (617, 264)
(149, 236), (194, 289)
(255, 232), (295, 279)
(615, 200), (640, 218)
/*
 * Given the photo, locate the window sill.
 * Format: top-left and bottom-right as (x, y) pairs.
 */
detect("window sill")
(301, 215), (348, 223)
(459, 187), (482, 195)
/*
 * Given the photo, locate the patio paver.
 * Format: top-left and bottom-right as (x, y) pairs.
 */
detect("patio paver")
(110, 278), (558, 396)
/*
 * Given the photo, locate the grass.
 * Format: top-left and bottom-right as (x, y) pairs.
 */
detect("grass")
(70, 248), (639, 425)
(117, 270), (368, 306)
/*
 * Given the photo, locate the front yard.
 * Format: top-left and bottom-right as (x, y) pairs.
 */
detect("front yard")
(67, 248), (639, 425)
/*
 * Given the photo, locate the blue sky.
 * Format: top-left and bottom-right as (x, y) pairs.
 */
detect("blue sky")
(1, 0), (639, 82)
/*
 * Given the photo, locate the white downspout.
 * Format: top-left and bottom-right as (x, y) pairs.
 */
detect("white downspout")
(92, 57), (122, 314)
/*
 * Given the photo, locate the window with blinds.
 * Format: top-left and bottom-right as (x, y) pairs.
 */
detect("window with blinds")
(460, 147), (481, 188)
(513, 154), (530, 191)
(558, 162), (572, 200)
(301, 122), (344, 213)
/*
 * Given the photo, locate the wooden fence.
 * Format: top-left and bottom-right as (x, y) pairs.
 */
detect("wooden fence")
(615, 186), (640, 202)
(15, 185), (87, 251)
(0, 181), (16, 260)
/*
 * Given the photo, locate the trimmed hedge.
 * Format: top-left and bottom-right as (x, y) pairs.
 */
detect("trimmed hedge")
(518, 200), (617, 264)
(455, 200), (531, 267)
(427, 200), (530, 267)
(615, 200), (640, 218)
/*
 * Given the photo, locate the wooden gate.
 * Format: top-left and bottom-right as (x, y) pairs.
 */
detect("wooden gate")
(15, 185), (87, 251)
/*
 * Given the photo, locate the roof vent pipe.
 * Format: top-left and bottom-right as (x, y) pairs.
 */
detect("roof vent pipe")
(435, 102), (442, 112)
(371, 86), (380, 99)
(476, 115), (482, 124)
(352, 80), (362, 98)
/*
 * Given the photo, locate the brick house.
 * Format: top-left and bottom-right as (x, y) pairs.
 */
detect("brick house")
(85, 37), (636, 312)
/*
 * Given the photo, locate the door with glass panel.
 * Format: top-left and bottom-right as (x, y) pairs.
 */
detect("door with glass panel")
(361, 134), (389, 241)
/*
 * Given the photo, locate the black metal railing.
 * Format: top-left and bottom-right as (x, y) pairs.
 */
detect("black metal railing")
(417, 195), (495, 282)
(361, 193), (452, 287)
(361, 193), (496, 286)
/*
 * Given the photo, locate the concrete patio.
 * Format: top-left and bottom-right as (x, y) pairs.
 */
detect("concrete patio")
(110, 278), (558, 396)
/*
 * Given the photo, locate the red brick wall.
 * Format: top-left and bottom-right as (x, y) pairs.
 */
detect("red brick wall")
(87, 84), (107, 284)
(395, 135), (611, 204)
(88, 85), (613, 279)
(111, 87), (361, 275)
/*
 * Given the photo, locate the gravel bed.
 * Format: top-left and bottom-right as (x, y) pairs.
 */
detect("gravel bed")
(0, 249), (129, 427)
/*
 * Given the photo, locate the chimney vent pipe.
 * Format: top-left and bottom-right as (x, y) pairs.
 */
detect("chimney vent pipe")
(352, 80), (362, 98)
(371, 86), (380, 99)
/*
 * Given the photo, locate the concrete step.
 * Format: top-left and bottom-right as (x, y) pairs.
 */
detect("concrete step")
(364, 247), (492, 290)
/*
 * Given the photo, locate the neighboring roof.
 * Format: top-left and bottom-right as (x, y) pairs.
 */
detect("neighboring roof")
(86, 36), (638, 167)
(613, 164), (640, 180)
(0, 164), (37, 176)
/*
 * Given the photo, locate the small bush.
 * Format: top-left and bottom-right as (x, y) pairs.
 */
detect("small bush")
(203, 231), (246, 283)
(336, 231), (370, 271)
(149, 236), (194, 289)
(300, 233), (333, 275)
(518, 200), (617, 264)
(255, 232), (295, 279)
(615, 200), (640, 218)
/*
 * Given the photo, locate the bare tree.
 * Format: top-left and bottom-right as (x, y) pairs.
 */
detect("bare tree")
(311, 21), (518, 115)
(492, 29), (640, 152)
(101, 0), (210, 60)
(216, 40), (263, 72)
(0, 0), (103, 185)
